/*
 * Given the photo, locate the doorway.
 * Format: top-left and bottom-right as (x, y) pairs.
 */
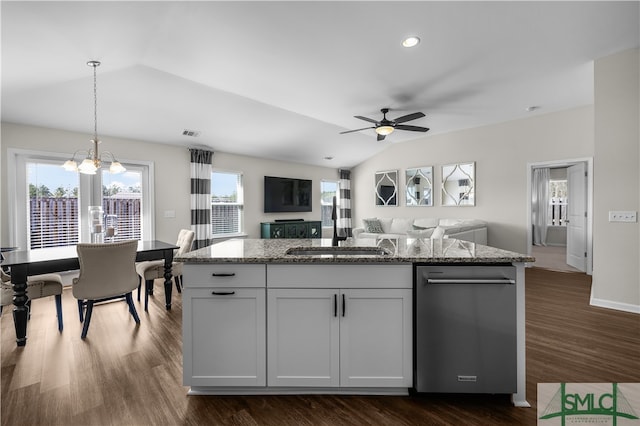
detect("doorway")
(526, 158), (593, 275)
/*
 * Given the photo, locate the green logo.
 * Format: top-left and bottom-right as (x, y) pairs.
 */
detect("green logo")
(539, 383), (639, 425)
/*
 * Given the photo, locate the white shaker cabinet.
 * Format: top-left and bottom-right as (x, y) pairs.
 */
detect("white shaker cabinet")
(266, 264), (413, 389)
(183, 264), (266, 387)
(267, 288), (340, 387)
(339, 288), (412, 388)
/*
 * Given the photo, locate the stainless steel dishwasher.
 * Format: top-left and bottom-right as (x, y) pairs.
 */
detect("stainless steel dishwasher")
(414, 265), (517, 394)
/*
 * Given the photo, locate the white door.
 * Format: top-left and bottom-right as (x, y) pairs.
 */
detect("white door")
(339, 289), (413, 388)
(267, 289), (340, 387)
(567, 163), (587, 272)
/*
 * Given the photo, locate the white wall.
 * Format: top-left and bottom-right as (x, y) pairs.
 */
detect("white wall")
(592, 48), (640, 313)
(0, 123), (338, 245)
(351, 106), (594, 254)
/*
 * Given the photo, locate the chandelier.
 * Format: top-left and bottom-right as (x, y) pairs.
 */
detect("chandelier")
(62, 61), (126, 175)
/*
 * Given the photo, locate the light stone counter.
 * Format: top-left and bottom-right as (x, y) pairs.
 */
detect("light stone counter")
(175, 237), (535, 264)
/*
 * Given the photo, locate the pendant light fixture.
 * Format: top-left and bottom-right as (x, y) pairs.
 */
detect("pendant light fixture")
(62, 60), (126, 175)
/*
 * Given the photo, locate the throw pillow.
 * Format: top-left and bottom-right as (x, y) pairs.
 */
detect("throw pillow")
(362, 218), (384, 233)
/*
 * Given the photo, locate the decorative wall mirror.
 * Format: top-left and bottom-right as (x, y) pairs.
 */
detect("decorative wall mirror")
(441, 162), (475, 206)
(405, 166), (433, 206)
(374, 170), (398, 206)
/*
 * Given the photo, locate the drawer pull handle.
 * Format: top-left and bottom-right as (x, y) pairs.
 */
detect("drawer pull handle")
(211, 273), (236, 277)
(342, 294), (346, 317)
(426, 278), (515, 285)
(333, 294), (337, 317)
(211, 291), (235, 296)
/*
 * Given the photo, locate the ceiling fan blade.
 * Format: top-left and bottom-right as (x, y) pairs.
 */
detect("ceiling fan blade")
(339, 126), (375, 134)
(393, 112), (425, 124)
(354, 115), (379, 124)
(394, 124), (430, 132)
(377, 133), (386, 141)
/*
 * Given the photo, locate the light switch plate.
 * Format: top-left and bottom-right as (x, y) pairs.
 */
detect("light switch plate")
(164, 210), (176, 218)
(608, 211), (637, 222)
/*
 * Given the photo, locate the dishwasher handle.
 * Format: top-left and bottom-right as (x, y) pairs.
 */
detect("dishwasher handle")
(425, 278), (516, 285)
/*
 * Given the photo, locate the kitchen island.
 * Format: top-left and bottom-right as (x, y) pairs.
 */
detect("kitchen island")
(176, 237), (534, 407)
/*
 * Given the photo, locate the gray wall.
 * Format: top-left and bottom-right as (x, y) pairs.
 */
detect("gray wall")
(592, 48), (639, 312)
(351, 106), (594, 254)
(0, 123), (338, 245)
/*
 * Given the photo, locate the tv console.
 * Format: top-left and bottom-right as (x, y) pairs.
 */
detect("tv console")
(261, 220), (322, 239)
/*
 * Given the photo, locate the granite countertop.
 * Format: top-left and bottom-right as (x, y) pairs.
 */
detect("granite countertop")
(176, 237), (535, 264)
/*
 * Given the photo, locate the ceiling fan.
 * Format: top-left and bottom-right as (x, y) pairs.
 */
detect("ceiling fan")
(340, 108), (429, 141)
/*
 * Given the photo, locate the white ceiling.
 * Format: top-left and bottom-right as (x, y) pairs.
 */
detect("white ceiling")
(2, 1), (639, 168)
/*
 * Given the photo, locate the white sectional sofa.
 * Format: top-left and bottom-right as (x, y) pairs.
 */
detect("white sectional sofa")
(352, 217), (488, 245)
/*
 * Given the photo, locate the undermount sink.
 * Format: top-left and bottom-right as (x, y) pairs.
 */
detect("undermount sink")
(285, 247), (391, 256)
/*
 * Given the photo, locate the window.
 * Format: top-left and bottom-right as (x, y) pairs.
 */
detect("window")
(9, 149), (154, 249)
(102, 168), (143, 241)
(211, 170), (243, 236)
(548, 179), (567, 226)
(320, 180), (339, 227)
(27, 160), (80, 249)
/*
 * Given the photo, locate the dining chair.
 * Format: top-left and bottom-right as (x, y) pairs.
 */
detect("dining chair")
(73, 240), (140, 339)
(0, 269), (64, 331)
(136, 229), (195, 311)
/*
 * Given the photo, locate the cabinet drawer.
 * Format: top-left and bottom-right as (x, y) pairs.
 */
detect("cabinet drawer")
(183, 264), (266, 288)
(267, 264), (412, 289)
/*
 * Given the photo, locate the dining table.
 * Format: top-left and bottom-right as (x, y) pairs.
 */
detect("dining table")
(0, 240), (179, 347)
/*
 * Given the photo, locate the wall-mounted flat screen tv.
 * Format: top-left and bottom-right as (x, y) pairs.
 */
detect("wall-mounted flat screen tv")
(264, 176), (312, 213)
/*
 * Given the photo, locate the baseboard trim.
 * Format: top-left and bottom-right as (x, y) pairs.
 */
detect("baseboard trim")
(589, 297), (640, 314)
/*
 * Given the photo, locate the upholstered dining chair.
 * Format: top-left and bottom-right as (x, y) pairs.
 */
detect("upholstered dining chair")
(0, 269), (64, 331)
(73, 240), (140, 339)
(136, 229), (195, 311)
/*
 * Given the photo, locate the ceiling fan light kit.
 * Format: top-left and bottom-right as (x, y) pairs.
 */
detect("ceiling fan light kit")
(375, 125), (394, 136)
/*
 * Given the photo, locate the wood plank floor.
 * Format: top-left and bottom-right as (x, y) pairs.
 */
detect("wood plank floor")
(2, 268), (639, 425)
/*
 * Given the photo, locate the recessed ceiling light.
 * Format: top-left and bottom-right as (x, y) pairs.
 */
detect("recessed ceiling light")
(402, 36), (420, 48)
(526, 106), (540, 112)
(324, 156), (334, 161)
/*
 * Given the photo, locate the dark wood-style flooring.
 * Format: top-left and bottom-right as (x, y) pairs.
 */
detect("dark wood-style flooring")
(2, 268), (639, 425)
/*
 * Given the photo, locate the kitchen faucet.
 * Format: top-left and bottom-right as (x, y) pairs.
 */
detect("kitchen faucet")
(331, 196), (347, 247)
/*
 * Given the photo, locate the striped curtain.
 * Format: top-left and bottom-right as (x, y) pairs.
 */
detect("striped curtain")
(190, 149), (213, 249)
(338, 169), (352, 237)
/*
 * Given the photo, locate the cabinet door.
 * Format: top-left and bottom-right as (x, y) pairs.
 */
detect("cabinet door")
(183, 288), (266, 387)
(267, 289), (339, 387)
(339, 289), (413, 388)
(270, 224), (285, 238)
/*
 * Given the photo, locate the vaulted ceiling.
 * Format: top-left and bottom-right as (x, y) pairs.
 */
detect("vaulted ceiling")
(2, 1), (639, 168)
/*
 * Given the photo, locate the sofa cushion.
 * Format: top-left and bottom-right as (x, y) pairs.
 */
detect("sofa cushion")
(407, 228), (435, 238)
(413, 218), (439, 229)
(362, 218), (384, 233)
(389, 218), (413, 234)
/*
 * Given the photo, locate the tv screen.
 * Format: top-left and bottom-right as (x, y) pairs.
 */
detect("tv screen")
(264, 176), (312, 213)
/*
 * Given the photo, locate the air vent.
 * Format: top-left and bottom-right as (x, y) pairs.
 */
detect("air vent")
(182, 129), (201, 137)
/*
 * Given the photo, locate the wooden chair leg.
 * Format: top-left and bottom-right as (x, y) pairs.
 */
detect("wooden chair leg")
(80, 301), (94, 339)
(55, 294), (63, 332)
(126, 293), (140, 323)
(174, 275), (182, 293)
(137, 276), (142, 302)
